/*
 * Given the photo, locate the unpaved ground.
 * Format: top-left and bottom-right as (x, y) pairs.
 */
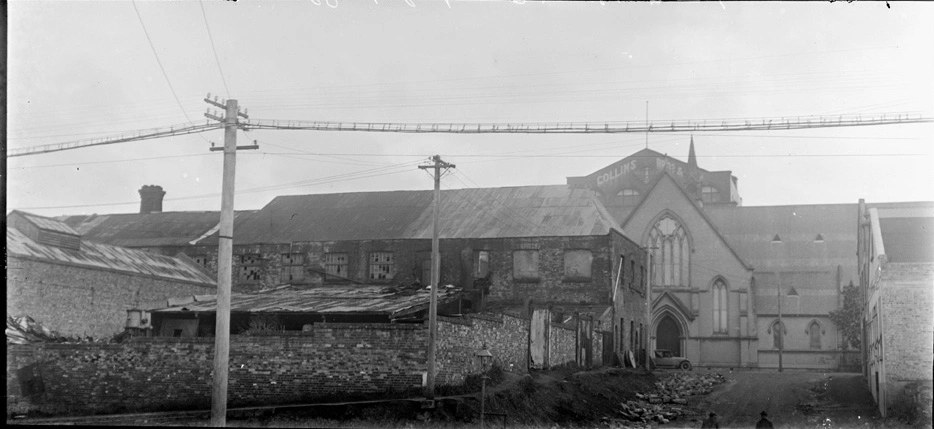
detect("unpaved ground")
(678, 370), (907, 429)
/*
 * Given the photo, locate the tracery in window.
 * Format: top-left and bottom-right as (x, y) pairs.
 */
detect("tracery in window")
(647, 216), (690, 287)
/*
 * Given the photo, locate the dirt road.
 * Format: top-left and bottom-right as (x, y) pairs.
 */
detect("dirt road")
(684, 370), (883, 429)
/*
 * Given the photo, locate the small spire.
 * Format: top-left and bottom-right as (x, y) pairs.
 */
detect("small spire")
(687, 135), (698, 169)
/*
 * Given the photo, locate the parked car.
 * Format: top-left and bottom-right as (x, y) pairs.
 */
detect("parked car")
(653, 349), (692, 370)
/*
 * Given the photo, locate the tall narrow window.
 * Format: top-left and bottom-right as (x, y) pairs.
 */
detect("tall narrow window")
(325, 253), (348, 281)
(647, 216), (690, 287)
(809, 320), (822, 349)
(712, 279), (728, 333)
(475, 250), (491, 278)
(368, 252), (394, 281)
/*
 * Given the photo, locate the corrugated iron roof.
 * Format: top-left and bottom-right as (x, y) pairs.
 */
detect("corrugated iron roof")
(229, 185), (621, 244)
(58, 211), (255, 248)
(152, 284), (461, 318)
(7, 228), (216, 287)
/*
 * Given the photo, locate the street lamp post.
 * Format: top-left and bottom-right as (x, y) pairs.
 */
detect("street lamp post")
(477, 344), (493, 429)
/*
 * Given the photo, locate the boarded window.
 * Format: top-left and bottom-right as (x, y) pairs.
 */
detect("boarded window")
(18, 363), (44, 397)
(513, 250), (540, 281)
(368, 252), (394, 281)
(475, 250), (491, 278)
(325, 253), (348, 281)
(564, 250), (593, 280)
(238, 254), (262, 282)
(280, 253), (305, 283)
(192, 255), (208, 267)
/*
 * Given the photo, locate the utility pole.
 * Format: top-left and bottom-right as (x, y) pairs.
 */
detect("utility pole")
(418, 155), (455, 399)
(204, 94), (254, 427)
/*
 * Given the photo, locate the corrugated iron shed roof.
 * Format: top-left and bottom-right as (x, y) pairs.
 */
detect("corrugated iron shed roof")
(7, 227), (216, 287)
(58, 211), (255, 248)
(228, 185), (621, 244)
(152, 285), (461, 318)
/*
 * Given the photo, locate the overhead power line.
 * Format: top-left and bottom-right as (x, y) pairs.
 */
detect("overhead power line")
(9, 111), (931, 158)
(240, 112), (931, 134)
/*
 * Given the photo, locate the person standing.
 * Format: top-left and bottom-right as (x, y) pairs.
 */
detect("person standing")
(700, 412), (720, 428)
(756, 411), (774, 428)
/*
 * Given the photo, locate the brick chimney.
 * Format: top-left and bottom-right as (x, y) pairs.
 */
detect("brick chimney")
(139, 185), (166, 214)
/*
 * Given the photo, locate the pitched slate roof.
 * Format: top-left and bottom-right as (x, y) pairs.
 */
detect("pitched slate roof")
(152, 284), (461, 319)
(225, 185), (622, 244)
(7, 214), (216, 287)
(58, 211), (255, 248)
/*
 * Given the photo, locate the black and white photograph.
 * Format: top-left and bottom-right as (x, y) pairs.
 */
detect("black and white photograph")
(5, 1), (933, 427)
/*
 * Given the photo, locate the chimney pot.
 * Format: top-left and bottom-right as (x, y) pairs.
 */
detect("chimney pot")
(139, 185), (166, 214)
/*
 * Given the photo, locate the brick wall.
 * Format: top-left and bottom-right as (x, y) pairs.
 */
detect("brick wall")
(883, 280), (934, 383)
(6, 257), (215, 339)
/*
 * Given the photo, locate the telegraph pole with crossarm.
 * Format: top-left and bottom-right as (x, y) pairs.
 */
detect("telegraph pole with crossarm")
(204, 94), (255, 427)
(418, 155), (455, 400)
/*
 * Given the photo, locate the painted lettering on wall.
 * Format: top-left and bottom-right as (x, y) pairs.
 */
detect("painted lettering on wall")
(656, 158), (684, 178)
(595, 160), (638, 186)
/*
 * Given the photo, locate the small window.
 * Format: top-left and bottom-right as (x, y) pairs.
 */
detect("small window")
(325, 253), (349, 281)
(513, 250), (540, 281)
(564, 250), (592, 281)
(617, 189), (640, 205)
(629, 260), (635, 289)
(421, 259), (432, 286)
(238, 254), (262, 282)
(475, 251), (491, 278)
(701, 186), (720, 203)
(368, 252), (394, 281)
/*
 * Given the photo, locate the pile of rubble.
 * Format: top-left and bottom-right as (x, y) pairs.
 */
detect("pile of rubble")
(611, 372), (726, 426)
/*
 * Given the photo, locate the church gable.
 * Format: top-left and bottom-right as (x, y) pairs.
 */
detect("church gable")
(621, 173), (751, 287)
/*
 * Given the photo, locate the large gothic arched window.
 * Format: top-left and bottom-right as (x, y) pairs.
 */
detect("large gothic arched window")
(647, 216), (690, 287)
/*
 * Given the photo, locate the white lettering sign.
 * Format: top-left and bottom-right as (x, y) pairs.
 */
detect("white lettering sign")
(596, 160), (638, 186)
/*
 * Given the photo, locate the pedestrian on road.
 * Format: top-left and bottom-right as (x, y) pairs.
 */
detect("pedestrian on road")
(700, 411), (720, 428)
(756, 411), (774, 428)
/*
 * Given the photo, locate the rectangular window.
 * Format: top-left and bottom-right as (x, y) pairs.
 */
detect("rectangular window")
(325, 253), (349, 281)
(629, 260), (636, 289)
(513, 250), (540, 281)
(238, 254), (262, 282)
(280, 253), (305, 283)
(563, 250), (592, 281)
(421, 259), (432, 286)
(368, 252), (394, 281)
(475, 250), (491, 278)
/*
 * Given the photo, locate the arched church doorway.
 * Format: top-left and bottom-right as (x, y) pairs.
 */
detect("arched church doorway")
(656, 315), (682, 356)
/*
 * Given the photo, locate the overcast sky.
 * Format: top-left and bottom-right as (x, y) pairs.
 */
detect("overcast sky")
(7, 1), (934, 217)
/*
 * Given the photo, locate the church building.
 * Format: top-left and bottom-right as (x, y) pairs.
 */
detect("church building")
(568, 138), (860, 370)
